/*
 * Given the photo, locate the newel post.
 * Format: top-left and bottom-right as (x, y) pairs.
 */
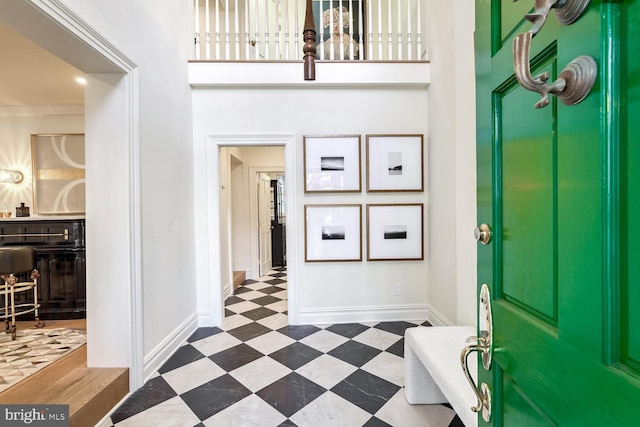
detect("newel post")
(303, 0), (316, 80)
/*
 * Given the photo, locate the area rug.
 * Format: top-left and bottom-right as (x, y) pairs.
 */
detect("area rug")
(0, 328), (87, 393)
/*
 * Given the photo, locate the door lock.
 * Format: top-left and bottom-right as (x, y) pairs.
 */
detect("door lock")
(461, 284), (493, 422)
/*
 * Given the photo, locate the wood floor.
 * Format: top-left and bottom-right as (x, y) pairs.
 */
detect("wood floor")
(1, 319), (129, 427)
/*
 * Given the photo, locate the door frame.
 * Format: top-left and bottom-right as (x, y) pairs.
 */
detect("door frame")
(251, 167), (284, 278)
(205, 134), (299, 326)
(0, 1), (143, 389)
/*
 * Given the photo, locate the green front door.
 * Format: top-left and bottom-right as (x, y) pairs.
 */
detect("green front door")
(475, 0), (640, 425)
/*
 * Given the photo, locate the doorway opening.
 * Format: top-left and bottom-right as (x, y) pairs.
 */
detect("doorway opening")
(221, 146), (288, 330)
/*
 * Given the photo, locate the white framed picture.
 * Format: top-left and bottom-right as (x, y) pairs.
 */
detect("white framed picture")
(367, 203), (424, 261)
(305, 204), (362, 262)
(366, 134), (424, 192)
(304, 135), (362, 193)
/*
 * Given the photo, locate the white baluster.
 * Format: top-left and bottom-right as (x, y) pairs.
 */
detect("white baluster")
(254, 0), (260, 59)
(347, 1), (356, 60)
(205, 0), (210, 59)
(194, 0), (200, 59)
(318, 0), (325, 60)
(294, 0), (299, 58)
(407, 0), (413, 60)
(215, 0), (220, 59)
(245, 0), (250, 59)
(284, 0), (290, 60)
(338, 0), (344, 60)
(387, 0), (392, 59)
(397, 0), (402, 60)
(329, 0), (334, 59)
(358, 0), (364, 60)
(235, 0), (240, 59)
(265, 0), (270, 59)
(377, 0), (382, 59)
(367, 0), (372, 60)
(224, 0), (230, 59)
(417, 0), (423, 59)
(275, 0), (280, 59)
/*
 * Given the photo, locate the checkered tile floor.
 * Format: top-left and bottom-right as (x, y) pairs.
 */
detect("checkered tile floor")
(103, 268), (464, 426)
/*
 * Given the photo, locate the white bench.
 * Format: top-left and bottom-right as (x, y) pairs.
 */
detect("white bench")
(404, 326), (478, 427)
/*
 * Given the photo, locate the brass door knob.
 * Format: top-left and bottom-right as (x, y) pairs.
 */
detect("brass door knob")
(474, 223), (492, 245)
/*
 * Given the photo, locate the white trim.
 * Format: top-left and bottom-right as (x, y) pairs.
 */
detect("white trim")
(299, 304), (430, 325)
(142, 312), (199, 381)
(0, 105), (84, 117)
(205, 134), (299, 326)
(248, 165), (285, 278)
(11, 1), (143, 390)
(425, 304), (456, 327)
(24, 0), (135, 72)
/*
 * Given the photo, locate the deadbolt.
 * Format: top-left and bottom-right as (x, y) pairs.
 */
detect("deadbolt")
(474, 224), (492, 245)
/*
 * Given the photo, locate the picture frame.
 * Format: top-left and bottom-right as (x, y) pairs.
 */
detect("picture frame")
(304, 135), (362, 193)
(305, 204), (362, 262)
(366, 134), (424, 192)
(313, 0), (366, 60)
(31, 133), (86, 215)
(367, 203), (424, 261)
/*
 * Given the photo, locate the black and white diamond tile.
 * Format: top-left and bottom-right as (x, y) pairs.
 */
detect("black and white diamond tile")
(103, 268), (464, 427)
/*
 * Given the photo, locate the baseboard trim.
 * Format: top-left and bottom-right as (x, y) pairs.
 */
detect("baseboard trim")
(142, 312), (199, 381)
(298, 304), (430, 325)
(425, 304), (455, 327)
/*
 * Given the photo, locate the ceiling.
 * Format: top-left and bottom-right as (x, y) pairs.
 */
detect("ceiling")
(0, 21), (84, 107)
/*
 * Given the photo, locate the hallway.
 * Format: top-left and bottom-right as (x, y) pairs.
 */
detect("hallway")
(104, 269), (462, 426)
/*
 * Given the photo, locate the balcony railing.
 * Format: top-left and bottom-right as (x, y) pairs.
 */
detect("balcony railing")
(193, 0), (428, 61)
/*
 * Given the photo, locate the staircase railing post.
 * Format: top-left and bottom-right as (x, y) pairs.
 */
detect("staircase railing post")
(303, 0), (316, 80)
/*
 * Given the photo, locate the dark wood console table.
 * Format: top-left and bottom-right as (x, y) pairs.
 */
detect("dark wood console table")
(0, 217), (86, 319)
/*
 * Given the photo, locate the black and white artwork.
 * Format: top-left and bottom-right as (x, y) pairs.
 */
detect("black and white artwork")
(322, 226), (346, 240)
(384, 225), (407, 239)
(367, 204), (424, 261)
(305, 204), (362, 262)
(304, 135), (361, 193)
(388, 152), (402, 175)
(321, 156), (345, 171)
(367, 134), (424, 192)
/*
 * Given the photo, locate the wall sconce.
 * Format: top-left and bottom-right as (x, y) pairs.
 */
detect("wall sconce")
(0, 169), (24, 184)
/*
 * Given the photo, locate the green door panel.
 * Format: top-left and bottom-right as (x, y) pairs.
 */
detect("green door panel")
(476, 0), (640, 425)
(499, 59), (557, 324)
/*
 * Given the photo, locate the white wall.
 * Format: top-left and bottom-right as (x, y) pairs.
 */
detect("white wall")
(54, 0), (197, 379)
(0, 112), (84, 211)
(427, 0), (477, 326)
(193, 87), (431, 325)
